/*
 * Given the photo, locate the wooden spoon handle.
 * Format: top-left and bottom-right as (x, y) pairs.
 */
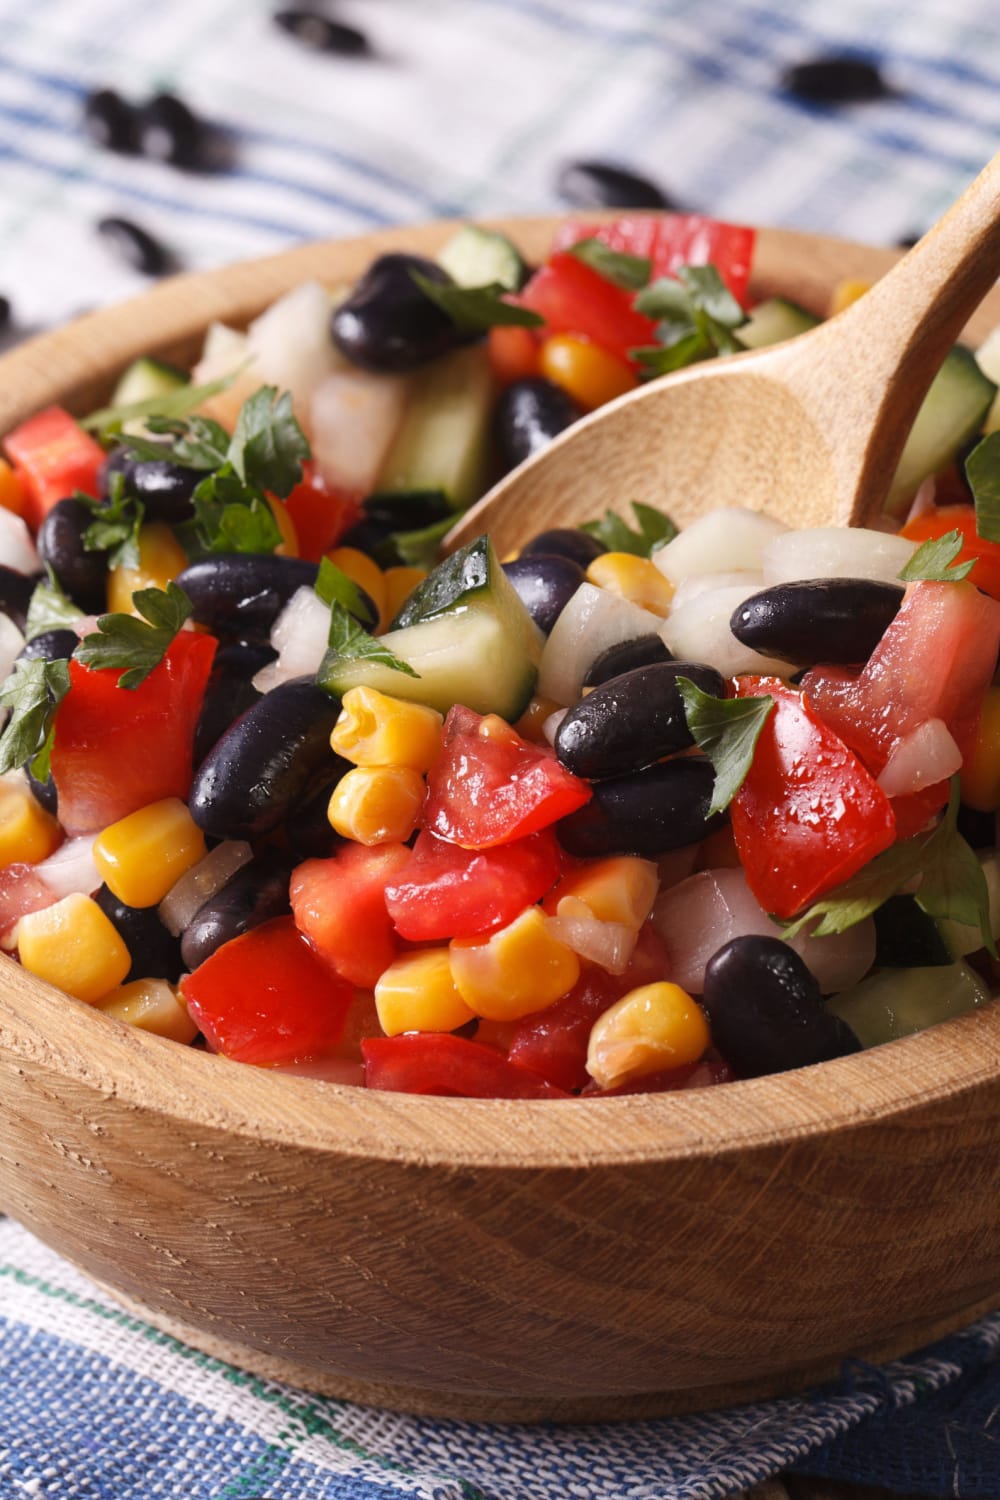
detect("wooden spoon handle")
(773, 150), (1000, 522)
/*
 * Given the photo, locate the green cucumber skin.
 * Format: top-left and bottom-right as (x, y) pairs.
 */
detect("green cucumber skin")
(736, 297), (820, 350)
(886, 345), (997, 513)
(375, 344), (495, 510)
(110, 356), (187, 407)
(436, 224), (527, 292)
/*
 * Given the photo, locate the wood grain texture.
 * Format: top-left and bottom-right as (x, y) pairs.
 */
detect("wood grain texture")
(0, 217), (998, 1421)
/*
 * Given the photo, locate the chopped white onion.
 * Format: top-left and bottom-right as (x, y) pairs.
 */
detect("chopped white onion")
(542, 708), (567, 746)
(270, 1056), (366, 1086)
(158, 840), (254, 937)
(877, 718), (962, 799)
(310, 368), (410, 494)
(762, 526), (916, 586)
(191, 323), (260, 431)
(253, 586), (331, 694)
(903, 476), (937, 527)
(0, 510), (40, 576)
(653, 507), (789, 586)
(651, 866), (875, 995)
(247, 281), (347, 430)
(546, 907), (636, 975)
(538, 584), (662, 705)
(670, 570), (763, 610)
(660, 585), (796, 679)
(35, 835), (101, 900)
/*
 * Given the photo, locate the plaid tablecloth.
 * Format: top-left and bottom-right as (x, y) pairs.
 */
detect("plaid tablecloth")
(1, 1), (1000, 1496)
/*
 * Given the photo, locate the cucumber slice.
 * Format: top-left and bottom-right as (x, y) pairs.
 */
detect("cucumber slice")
(736, 297), (820, 350)
(826, 961), (991, 1049)
(885, 345), (997, 514)
(375, 344), (495, 510)
(975, 324), (1000, 433)
(936, 851), (1000, 959)
(437, 225), (527, 291)
(319, 536), (542, 720)
(110, 356), (187, 408)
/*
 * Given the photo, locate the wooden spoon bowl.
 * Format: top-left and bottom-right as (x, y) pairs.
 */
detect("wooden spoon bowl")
(0, 219), (998, 1422)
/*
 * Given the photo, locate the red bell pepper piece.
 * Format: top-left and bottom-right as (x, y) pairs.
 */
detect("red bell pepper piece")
(290, 841), (411, 988)
(517, 252), (657, 365)
(361, 1033), (571, 1098)
(384, 827), (562, 941)
(4, 405), (105, 529)
(552, 213), (756, 307)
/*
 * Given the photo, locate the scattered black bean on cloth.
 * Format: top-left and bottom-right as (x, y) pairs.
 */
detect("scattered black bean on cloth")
(82, 87), (139, 153)
(781, 54), (891, 104)
(96, 215), (174, 276)
(136, 91), (208, 167)
(0, 295), (10, 332)
(555, 159), (675, 210)
(273, 8), (370, 55)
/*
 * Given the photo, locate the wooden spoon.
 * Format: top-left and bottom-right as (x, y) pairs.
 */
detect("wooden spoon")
(448, 152), (1000, 556)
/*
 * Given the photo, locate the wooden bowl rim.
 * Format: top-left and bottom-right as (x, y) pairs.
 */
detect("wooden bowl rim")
(1, 215), (998, 1171)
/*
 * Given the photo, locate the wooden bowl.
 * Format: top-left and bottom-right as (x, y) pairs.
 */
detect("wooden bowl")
(0, 219), (998, 1423)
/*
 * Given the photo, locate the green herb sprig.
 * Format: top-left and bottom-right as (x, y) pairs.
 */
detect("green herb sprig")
(898, 529), (975, 583)
(410, 273), (544, 334)
(0, 657), (71, 778)
(631, 264), (748, 376)
(677, 677), (775, 816)
(580, 501), (678, 557)
(75, 582), (193, 690)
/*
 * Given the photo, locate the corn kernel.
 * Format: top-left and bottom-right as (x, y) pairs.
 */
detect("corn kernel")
(375, 948), (475, 1036)
(829, 278), (871, 316)
(331, 685), (443, 771)
(17, 892), (131, 1003)
(382, 566), (427, 625)
(585, 553), (674, 616)
(538, 334), (637, 411)
(93, 797), (206, 908)
(449, 906), (580, 1021)
(327, 546), (387, 632)
(96, 978), (199, 1043)
(513, 694), (564, 744)
(962, 683), (1000, 811)
(327, 765), (425, 844)
(267, 494), (299, 556)
(548, 854), (659, 928)
(107, 521), (190, 614)
(587, 981), (710, 1090)
(0, 458), (26, 517)
(0, 781), (61, 867)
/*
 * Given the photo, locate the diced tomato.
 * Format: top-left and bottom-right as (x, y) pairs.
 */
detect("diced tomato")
(182, 916), (354, 1066)
(361, 1033), (570, 1098)
(3, 405), (105, 530)
(552, 213), (757, 307)
(731, 676), (896, 919)
(422, 706), (591, 849)
(900, 504), (1000, 601)
(517, 252), (657, 366)
(0, 866), (57, 942)
(50, 631), (216, 836)
(507, 966), (620, 1092)
(486, 324), (542, 386)
(282, 461), (363, 562)
(290, 841), (411, 988)
(384, 827), (561, 941)
(800, 580), (1000, 773)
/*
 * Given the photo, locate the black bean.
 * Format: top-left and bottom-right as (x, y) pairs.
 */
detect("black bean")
(331, 253), (465, 372)
(97, 216), (173, 277)
(583, 633), (673, 688)
(95, 885), (184, 983)
(36, 498), (107, 613)
(189, 677), (341, 840)
(493, 378), (580, 472)
(16, 628), (79, 666)
(0, 566), (41, 633)
(957, 802), (997, 851)
(0, 295), (10, 332)
(557, 758), (724, 858)
(180, 849), (295, 971)
(273, 8), (370, 54)
(520, 527), (607, 569)
(873, 894), (953, 969)
(176, 554), (320, 640)
(193, 640), (276, 768)
(502, 555), (584, 634)
(137, 91), (207, 167)
(555, 159), (674, 210)
(555, 662), (725, 781)
(730, 579), (904, 666)
(701, 936), (861, 1078)
(286, 774), (347, 859)
(338, 489), (452, 559)
(82, 87), (138, 153)
(115, 453), (201, 522)
(26, 767), (58, 816)
(781, 55), (890, 104)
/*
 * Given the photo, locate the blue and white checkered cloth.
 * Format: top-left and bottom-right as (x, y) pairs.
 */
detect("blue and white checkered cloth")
(1, 2), (999, 1495)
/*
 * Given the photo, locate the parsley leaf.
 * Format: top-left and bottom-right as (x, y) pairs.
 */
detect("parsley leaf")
(382, 514), (455, 571)
(229, 387), (309, 498)
(565, 239), (651, 291)
(177, 475), (283, 558)
(131, 414), (232, 471)
(677, 678), (774, 816)
(74, 582), (193, 690)
(410, 273), (545, 334)
(80, 475), (145, 570)
(24, 569), (83, 641)
(315, 557), (376, 626)
(967, 430), (1000, 542)
(580, 501), (678, 557)
(782, 780), (995, 954)
(898, 529), (975, 583)
(324, 603), (419, 676)
(81, 371), (240, 439)
(632, 264), (747, 375)
(0, 657), (71, 776)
